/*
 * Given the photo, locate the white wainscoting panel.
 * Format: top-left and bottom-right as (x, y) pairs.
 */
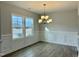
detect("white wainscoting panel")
(43, 31), (78, 47)
(0, 34), (12, 56)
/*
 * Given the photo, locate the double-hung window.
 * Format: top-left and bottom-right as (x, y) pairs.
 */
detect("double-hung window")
(25, 17), (33, 37)
(12, 15), (23, 39)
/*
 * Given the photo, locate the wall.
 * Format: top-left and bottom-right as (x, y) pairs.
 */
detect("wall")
(77, 3), (79, 56)
(40, 10), (78, 47)
(47, 10), (78, 32)
(0, 8), (1, 56)
(0, 2), (39, 56)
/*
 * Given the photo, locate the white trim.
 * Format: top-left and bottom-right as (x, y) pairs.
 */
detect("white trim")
(1, 34), (12, 37)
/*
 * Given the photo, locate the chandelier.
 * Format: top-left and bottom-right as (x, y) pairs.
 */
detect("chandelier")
(38, 4), (52, 24)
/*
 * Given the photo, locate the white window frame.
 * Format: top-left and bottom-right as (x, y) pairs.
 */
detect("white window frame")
(11, 14), (34, 39)
(11, 14), (24, 39)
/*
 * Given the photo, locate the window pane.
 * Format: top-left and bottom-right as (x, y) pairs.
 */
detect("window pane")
(17, 17), (22, 27)
(26, 28), (32, 37)
(26, 18), (33, 28)
(12, 18), (17, 27)
(12, 16), (17, 19)
(12, 16), (23, 28)
(12, 28), (23, 38)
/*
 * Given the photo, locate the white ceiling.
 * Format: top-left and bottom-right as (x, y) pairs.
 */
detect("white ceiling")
(3, 1), (78, 14)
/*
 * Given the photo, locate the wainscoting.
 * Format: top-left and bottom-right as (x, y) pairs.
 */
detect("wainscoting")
(0, 34), (39, 56)
(0, 34), (12, 56)
(43, 31), (78, 47)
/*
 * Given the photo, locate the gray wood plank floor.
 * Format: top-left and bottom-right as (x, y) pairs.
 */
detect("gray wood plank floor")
(4, 42), (78, 57)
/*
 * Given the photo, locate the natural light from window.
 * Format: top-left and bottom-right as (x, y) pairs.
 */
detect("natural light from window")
(12, 15), (23, 39)
(25, 17), (33, 37)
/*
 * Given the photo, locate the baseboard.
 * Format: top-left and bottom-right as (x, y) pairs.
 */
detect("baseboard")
(41, 40), (77, 47)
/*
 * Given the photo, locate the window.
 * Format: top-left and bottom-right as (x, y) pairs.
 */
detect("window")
(12, 15), (33, 39)
(25, 17), (33, 37)
(12, 15), (23, 39)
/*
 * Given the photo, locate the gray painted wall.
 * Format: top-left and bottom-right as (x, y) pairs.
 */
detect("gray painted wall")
(47, 10), (78, 32)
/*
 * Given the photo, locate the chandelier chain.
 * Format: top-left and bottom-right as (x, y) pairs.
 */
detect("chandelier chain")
(43, 4), (46, 16)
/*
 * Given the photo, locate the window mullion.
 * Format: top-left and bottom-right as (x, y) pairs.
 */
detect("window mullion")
(22, 17), (26, 38)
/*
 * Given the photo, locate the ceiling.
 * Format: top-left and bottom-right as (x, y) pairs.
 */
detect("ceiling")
(3, 1), (78, 14)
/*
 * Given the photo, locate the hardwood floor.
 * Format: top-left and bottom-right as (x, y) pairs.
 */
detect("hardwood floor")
(4, 41), (78, 57)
